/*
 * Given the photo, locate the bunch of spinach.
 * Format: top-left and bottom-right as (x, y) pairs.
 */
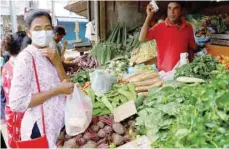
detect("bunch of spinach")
(175, 55), (218, 79)
(71, 71), (90, 86)
(136, 68), (229, 148)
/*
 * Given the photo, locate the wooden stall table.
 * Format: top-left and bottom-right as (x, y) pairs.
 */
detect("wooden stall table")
(206, 44), (229, 56)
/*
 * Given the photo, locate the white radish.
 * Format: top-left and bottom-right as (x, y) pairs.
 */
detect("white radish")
(176, 77), (205, 83)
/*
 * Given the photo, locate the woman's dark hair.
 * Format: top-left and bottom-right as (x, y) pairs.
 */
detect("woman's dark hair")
(25, 9), (52, 29)
(1, 31), (26, 55)
(21, 35), (32, 50)
(21, 9), (53, 49)
(54, 25), (66, 36)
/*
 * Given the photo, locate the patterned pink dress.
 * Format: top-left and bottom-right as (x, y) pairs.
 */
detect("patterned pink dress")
(9, 45), (66, 148)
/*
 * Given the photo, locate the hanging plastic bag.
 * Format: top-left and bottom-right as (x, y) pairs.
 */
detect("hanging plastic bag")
(65, 84), (93, 136)
(90, 70), (116, 94)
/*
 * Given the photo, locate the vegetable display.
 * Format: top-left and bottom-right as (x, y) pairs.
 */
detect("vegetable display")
(107, 25), (127, 47)
(60, 16), (229, 148)
(135, 65), (155, 71)
(130, 40), (157, 64)
(70, 71), (90, 86)
(186, 14), (227, 34)
(103, 56), (129, 76)
(175, 55), (218, 79)
(216, 55), (229, 69)
(65, 53), (99, 75)
(135, 67), (229, 148)
(195, 27), (212, 38)
(87, 83), (137, 116)
(210, 15), (227, 34)
(91, 25), (140, 65)
(91, 42), (120, 65)
(57, 115), (137, 148)
(123, 70), (163, 96)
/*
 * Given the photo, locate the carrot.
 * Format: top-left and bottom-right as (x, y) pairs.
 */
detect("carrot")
(83, 81), (90, 89)
(135, 81), (163, 93)
(134, 77), (161, 87)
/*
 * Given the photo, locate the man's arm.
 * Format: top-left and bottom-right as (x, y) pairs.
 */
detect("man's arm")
(139, 4), (155, 42)
(188, 26), (198, 51)
(61, 41), (68, 58)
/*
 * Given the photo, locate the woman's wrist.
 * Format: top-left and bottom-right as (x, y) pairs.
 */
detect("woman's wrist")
(52, 86), (61, 96)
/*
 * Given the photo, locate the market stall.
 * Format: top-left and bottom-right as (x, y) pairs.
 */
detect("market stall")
(58, 0), (229, 146)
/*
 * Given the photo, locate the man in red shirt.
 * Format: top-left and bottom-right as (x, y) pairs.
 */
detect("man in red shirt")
(139, 1), (197, 72)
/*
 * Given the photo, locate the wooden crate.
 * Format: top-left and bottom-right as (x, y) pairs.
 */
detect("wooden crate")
(206, 44), (229, 56)
(210, 34), (229, 46)
(211, 34), (229, 40)
(210, 39), (229, 46)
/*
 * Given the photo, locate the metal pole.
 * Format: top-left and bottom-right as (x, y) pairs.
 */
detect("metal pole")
(94, 0), (100, 43)
(51, 0), (56, 26)
(9, 0), (17, 33)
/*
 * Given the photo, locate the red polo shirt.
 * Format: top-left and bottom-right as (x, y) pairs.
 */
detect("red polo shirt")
(147, 18), (196, 72)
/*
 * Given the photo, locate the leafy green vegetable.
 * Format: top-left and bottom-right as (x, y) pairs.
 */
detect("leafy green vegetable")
(70, 71), (90, 86)
(86, 83), (137, 116)
(175, 55), (218, 79)
(103, 56), (129, 76)
(136, 67), (229, 148)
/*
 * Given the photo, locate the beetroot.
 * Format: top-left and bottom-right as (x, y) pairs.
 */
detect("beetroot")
(112, 123), (125, 135)
(104, 126), (112, 134)
(63, 137), (77, 148)
(112, 133), (124, 146)
(83, 132), (91, 141)
(99, 116), (113, 126)
(98, 129), (106, 138)
(91, 125), (100, 132)
(81, 141), (96, 148)
(97, 143), (109, 148)
(76, 138), (86, 146)
(82, 140), (97, 148)
(97, 121), (105, 129)
(123, 135), (131, 142)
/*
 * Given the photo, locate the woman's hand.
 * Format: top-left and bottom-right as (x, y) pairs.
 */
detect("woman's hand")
(55, 79), (74, 95)
(40, 48), (61, 66)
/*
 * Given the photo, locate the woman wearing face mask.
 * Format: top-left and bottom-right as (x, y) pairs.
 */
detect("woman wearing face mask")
(9, 10), (74, 148)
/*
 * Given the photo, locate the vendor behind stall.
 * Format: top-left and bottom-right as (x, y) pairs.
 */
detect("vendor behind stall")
(49, 25), (68, 58)
(139, 1), (197, 72)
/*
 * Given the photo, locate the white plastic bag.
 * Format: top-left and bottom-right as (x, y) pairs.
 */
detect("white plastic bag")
(150, 0), (159, 12)
(65, 84), (93, 136)
(90, 70), (116, 94)
(159, 53), (189, 81)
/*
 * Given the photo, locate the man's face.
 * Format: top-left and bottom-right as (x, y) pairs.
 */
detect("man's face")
(54, 33), (64, 42)
(167, 2), (182, 23)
